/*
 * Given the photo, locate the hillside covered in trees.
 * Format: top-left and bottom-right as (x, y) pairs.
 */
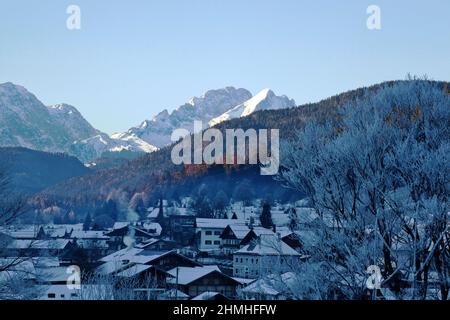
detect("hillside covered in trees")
(0, 147), (91, 195)
(32, 80), (448, 219)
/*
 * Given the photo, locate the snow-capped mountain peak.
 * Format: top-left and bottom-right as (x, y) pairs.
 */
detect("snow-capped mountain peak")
(208, 88), (296, 127)
(114, 86), (253, 148)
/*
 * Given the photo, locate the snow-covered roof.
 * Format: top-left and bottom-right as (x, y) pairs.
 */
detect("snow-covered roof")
(76, 239), (109, 249)
(251, 227), (275, 236)
(241, 272), (298, 297)
(147, 208), (160, 219)
(191, 291), (228, 300)
(158, 289), (190, 299)
(142, 223), (162, 236)
(196, 218), (244, 229)
(95, 260), (130, 276)
(70, 230), (109, 239)
(115, 264), (152, 278)
(37, 266), (70, 283)
(227, 224), (251, 239)
(166, 265), (221, 285)
(1, 227), (38, 239)
(44, 224), (83, 235)
(7, 239), (71, 250)
(0, 259), (36, 282)
(147, 208), (159, 219)
(232, 277), (256, 285)
(46, 229), (69, 238)
(112, 222), (129, 230)
(129, 252), (169, 264)
(236, 235), (300, 256)
(274, 226), (293, 238)
(99, 247), (144, 263)
(135, 238), (159, 249)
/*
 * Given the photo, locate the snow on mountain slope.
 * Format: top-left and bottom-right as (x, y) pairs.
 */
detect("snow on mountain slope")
(0, 82), (157, 162)
(110, 132), (158, 153)
(47, 103), (99, 141)
(0, 82), (83, 153)
(209, 89), (296, 126)
(115, 87), (253, 148)
(70, 132), (158, 162)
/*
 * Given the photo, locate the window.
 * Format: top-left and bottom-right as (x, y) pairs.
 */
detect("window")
(47, 293), (56, 299)
(71, 293), (78, 298)
(240, 258), (243, 263)
(251, 258), (253, 264)
(205, 231), (212, 235)
(214, 231), (222, 235)
(235, 257), (238, 262)
(61, 294), (65, 298)
(214, 241), (220, 245)
(205, 240), (212, 245)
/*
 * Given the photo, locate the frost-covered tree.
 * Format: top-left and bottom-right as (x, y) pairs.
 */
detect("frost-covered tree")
(0, 170), (39, 299)
(279, 80), (449, 300)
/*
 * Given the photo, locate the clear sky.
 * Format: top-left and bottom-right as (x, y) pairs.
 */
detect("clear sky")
(1, 0), (449, 134)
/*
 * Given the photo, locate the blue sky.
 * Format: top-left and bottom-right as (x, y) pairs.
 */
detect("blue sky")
(1, 0), (449, 134)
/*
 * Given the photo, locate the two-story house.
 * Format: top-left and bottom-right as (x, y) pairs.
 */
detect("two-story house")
(233, 234), (304, 279)
(195, 218), (244, 253)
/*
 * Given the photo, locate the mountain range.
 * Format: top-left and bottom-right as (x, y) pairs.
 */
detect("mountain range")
(2, 79), (447, 219)
(37, 80), (427, 208)
(0, 83), (296, 162)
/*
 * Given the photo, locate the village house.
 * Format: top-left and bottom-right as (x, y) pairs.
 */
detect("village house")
(168, 214), (196, 246)
(166, 265), (243, 298)
(105, 222), (155, 250)
(240, 272), (300, 300)
(233, 234), (304, 279)
(195, 218), (244, 253)
(219, 224), (251, 255)
(96, 248), (202, 277)
(135, 238), (178, 251)
(3, 239), (78, 259)
(191, 291), (230, 300)
(239, 227), (277, 246)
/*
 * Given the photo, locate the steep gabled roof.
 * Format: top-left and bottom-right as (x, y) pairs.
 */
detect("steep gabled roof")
(166, 265), (240, 286)
(220, 224), (250, 240)
(196, 218), (244, 229)
(236, 235), (300, 256)
(99, 247), (144, 263)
